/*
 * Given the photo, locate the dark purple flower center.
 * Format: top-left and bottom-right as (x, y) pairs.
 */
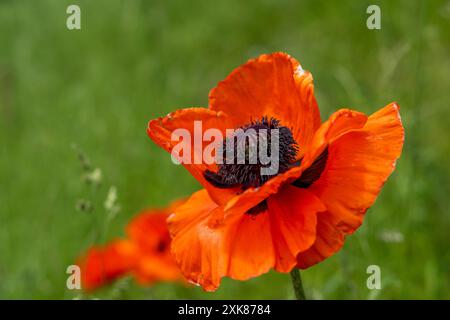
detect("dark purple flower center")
(203, 116), (329, 215)
(204, 117), (298, 190)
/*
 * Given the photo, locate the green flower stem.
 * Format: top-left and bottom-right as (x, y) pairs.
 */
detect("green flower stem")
(290, 268), (306, 300)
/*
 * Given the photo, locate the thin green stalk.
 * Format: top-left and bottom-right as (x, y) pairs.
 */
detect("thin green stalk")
(290, 268), (306, 300)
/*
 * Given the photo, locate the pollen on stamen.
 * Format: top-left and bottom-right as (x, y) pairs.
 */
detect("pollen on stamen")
(203, 116), (298, 192)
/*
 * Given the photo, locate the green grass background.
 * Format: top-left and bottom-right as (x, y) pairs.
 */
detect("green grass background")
(0, 0), (449, 299)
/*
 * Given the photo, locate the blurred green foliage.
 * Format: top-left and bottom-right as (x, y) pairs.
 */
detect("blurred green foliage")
(0, 0), (449, 299)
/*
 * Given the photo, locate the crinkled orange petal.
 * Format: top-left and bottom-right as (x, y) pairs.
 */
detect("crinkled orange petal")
(169, 186), (327, 291)
(267, 185), (325, 272)
(168, 189), (230, 291)
(170, 189), (280, 290)
(209, 166), (304, 227)
(300, 108), (368, 170)
(296, 211), (345, 269)
(226, 210), (275, 281)
(209, 52), (321, 155)
(308, 102), (404, 235)
(147, 108), (237, 205)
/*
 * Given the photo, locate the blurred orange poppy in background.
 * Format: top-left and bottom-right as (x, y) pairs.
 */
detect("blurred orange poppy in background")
(77, 200), (184, 291)
(147, 52), (404, 291)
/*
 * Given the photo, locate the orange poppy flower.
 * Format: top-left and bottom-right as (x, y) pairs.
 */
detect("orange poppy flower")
(77, 240), (136, 291)
(147, 52), (404, 291)
(77, 201), (184, 291)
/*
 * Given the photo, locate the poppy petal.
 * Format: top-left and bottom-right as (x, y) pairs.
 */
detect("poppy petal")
(78, 240), (137, 291)
(147, 108), (237, 205)
(296, 211), (345, 269)
(134, 255), (181, 284)
(208, 166), (303, 227)
(168, 189), (230, 291)
(170, 188), (304, 290)
(226, 211), (276, 281)
(267, 186), (325, 272)
(78, 247), (105, 291)
(126, 212), (169, 251)
(300, 108), (368, 170)
(209, 52), (321, 152)
(308, 103), (404, 234)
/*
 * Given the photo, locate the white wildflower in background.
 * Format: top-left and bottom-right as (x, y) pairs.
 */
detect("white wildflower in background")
(379, 230), (404, 243)
(104, 186), (121, 221)
(83, 168), (102, 186)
